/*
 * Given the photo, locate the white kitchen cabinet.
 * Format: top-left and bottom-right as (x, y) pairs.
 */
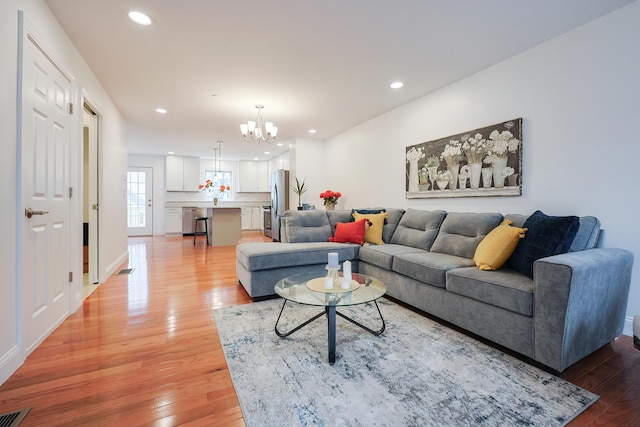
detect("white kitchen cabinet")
(238, 160), (269, 192)
(269, 152), (289, 171)
(165, 207), (182, 234)
(257, 162), (269, 192)
(241, 207), (252, 230)
(251, 207), (263, 229)
(183, 156), (200, 190)
(166, 155), (200, 191)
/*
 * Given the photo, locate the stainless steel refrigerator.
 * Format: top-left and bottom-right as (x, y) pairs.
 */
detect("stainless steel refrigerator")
(270, 169), (289, 241)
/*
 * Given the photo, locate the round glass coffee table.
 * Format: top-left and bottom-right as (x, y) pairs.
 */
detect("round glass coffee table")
(274, 271), (386, 364)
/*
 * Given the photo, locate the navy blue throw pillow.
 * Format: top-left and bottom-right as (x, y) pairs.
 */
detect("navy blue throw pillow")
(350, 208), (386, 222)
(507, 210), (580, 278)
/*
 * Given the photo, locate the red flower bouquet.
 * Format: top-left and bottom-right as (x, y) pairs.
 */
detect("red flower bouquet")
(319, 190), (342, 206)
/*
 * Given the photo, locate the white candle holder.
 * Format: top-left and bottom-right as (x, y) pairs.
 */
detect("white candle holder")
(325, 264), (341, 288)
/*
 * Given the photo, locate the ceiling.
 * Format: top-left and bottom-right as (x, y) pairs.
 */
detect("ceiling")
(45, 0), (634, 161)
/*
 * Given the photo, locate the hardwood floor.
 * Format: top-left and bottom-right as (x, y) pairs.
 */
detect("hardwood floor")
(0, 231), (638, 426)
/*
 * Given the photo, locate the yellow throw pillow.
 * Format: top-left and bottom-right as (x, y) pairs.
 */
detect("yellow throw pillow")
(473, 220), (527, 271)
(353, 211), (388, 245)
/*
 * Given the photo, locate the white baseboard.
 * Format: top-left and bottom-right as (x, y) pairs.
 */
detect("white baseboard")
(0, 345), (22, 387)
(622, 315), (634, 337)
(104, 249), (129, 280)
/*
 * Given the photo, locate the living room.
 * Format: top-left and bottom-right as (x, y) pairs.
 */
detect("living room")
(1, 0), (639, 425)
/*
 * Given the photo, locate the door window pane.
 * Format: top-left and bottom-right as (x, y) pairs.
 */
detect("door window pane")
(127, 171), (146, 228)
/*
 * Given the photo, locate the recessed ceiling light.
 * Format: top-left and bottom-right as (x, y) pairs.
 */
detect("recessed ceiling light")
(168, 151), (175, 154)
(155, 108), (167, 114)
(308, 129), (317, 134)
(390, 81), (404, 89)
(264, 152), (270, 155)
(128, 11), (152, 26)
(253, 158), (259, 161)
(277, 143), (283, 147)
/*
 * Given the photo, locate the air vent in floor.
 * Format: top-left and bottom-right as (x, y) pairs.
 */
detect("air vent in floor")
(0, 408), (30, 427)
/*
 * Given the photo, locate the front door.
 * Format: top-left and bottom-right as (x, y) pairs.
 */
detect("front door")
(127, 167), (153, 236)
(20, 32), (72, 353)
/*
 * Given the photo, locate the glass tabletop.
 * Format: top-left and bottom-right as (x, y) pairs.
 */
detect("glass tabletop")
(274, 272), (386, 307)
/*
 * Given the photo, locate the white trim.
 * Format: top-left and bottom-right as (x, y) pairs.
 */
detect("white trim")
(0, 345), (21, 385)
(104, 249), (129, 279)
(623, 315), (634, 337)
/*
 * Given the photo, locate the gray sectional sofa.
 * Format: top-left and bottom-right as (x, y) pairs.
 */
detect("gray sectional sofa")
(235, 208), (633, 372)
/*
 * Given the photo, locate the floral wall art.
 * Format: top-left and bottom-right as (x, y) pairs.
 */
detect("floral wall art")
(405, 118), (522, 199)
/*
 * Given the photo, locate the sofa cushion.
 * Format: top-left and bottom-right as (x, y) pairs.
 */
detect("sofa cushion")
(282, 210), (332, 243)
(568, 216), (601, 252)
(430, 212), (503, 259)
(507, 210), (580, 278)
(359, 244), (426, 270)
(327, 210), (352, 234)
(393, 252), (475, 288)
(381, 208), (406, 243)
(330, 219), (366, 244)
(446, 267), (534, 316)
(236, 242), (358, 271)
(505, 213), (601, 252)
(353, 211), (388, 245)
(473, 220), (527, 271)
(390, 209), (446, 251)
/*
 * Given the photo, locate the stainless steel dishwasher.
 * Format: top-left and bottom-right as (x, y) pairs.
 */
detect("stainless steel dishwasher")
(182, 207), (207, 235)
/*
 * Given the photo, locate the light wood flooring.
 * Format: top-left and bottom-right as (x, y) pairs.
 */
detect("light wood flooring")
(0, 231), (638, 426)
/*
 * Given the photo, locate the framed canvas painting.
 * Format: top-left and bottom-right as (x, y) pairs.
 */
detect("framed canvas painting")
(405, 118), (522, 199)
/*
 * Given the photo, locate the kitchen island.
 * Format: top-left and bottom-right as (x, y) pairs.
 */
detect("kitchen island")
(206, 207), (241, 246)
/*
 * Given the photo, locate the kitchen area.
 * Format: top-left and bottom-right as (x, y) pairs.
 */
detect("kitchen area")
(133, 150), (291, 245)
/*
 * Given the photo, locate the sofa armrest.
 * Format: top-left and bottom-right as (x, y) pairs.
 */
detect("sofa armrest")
(533, 248), (633, 372)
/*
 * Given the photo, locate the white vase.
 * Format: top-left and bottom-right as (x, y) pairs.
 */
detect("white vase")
(447, 164), (459, 191)
(436, 180), (449, 190)
(427, 166), (438, 191)
(458, 175), (467, 189)
(409, 160), (419, 192)
(482, 168), (493, 188)
(469, 162), (482, 189)
(492, 156), (508, 188)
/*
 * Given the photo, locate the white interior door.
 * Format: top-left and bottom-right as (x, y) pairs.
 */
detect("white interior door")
(127, 167), (153, 236)
(20, 33), (72, 354)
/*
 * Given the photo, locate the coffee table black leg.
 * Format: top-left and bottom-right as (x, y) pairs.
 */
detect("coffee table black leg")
(327, 304), (336, 365)
(275, 298), (383, 365)
(274, 299), (325, 338)
(335, 300), (386, 335)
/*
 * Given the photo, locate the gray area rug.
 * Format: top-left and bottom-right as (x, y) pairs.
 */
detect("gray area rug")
(213, 298), (597, 427)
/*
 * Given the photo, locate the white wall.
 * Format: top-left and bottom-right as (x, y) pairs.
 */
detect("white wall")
(289, 138), (326, 209)
(322, 2), (640, 333)
(0, 0), (129, 384)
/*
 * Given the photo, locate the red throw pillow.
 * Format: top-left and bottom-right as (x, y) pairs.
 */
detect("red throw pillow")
(329, 219), (366, 244)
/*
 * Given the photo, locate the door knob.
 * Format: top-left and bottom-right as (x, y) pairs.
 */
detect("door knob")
(25, 208), (50, 218)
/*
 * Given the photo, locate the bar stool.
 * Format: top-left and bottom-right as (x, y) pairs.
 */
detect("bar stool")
(193, 216), (209, 246)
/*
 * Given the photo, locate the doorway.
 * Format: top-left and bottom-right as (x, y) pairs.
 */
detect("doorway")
(83, 104), (100, 291)
(127, 167), (153, 236)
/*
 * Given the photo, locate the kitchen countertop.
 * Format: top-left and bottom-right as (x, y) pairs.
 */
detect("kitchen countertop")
(165, 201), (269, 208)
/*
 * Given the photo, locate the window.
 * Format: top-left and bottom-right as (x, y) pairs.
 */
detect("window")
(204, 170), (233, 201)
(127, 170), (146, 228)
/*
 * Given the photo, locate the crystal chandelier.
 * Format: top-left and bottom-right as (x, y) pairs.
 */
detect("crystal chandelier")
(240, 104), (278, 143)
